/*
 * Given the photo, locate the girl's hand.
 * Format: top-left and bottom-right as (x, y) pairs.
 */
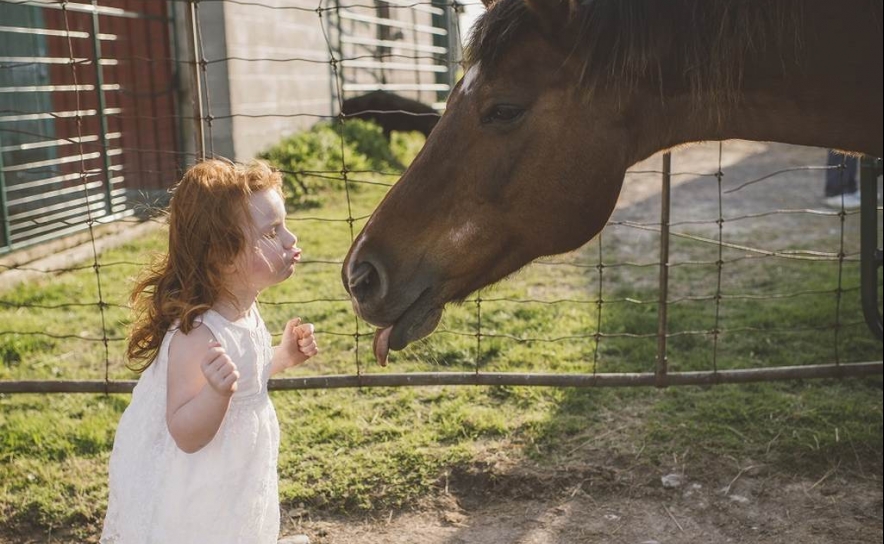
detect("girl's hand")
(278, 317), (319, 369)
(200, 342), (239, 397)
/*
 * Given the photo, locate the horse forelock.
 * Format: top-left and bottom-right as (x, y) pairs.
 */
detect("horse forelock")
(466, 0), (803, 112)
(465, 0), (531, 70)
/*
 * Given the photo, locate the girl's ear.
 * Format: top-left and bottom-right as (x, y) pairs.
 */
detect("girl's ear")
(220, 259), (240, 279)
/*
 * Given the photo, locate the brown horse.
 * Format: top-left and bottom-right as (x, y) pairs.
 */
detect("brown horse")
(341, 91), (440, 140)
(342, 0), (883, 365)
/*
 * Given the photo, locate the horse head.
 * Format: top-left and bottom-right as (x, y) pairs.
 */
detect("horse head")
(342, 0), (629, 364)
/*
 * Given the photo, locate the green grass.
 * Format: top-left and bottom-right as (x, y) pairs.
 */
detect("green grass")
(1, 143), (882, 539)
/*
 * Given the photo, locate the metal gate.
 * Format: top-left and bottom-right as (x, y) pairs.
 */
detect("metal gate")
(0, 0), (181, 254)
(329, 0), (460, 109)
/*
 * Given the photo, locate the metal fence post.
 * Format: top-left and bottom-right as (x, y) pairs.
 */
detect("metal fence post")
(859, 156), (882, 340)
(432, 0), (453, 105)
(0, 147), (10, 249)
(90, 0), (114, 213)
(656, 152), (672, 386)
(185, 0), (205, 159)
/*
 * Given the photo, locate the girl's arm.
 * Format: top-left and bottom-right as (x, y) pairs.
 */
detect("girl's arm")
(270, 318), (318, 376)
(166, 325), (239, 454)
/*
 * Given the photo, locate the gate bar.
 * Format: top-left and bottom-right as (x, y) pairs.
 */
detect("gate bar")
(2, 361), (880, 394)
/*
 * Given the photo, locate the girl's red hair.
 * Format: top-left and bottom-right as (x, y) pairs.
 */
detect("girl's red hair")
(127, 159), (282, 371)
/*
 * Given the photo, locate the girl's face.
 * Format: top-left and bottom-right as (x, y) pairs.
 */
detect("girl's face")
(236, 189), (300, 292)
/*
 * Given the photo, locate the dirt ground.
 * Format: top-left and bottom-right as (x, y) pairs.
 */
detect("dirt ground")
(286, 461), (882, 544)
(277, 141), (883, 544)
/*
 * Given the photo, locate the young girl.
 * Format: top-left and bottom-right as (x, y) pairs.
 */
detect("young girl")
(101, 159), (318, 543)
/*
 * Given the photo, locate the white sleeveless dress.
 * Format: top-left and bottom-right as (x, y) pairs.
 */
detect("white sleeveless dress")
(101, 307), (280, 543)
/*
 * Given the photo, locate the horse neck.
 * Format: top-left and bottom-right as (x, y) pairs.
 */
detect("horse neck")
(631, 0), (882, 159)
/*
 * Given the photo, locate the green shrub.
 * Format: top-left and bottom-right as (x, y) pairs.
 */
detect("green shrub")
(259, 119), (404, 208)
(339, 120), (402, 170)
(390, 130), (427, 166)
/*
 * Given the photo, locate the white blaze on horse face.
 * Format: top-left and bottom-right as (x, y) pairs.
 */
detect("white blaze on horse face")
(449, 220), (478, 248)
(461, 62), (481, 95)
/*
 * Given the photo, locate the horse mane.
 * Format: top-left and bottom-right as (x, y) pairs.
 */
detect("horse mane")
(466, 0), (804, 110)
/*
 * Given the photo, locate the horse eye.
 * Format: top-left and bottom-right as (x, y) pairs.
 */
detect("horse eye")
(481, 104), (525, 124)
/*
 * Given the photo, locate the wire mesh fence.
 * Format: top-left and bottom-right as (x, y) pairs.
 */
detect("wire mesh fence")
(0, 0), (881, 395)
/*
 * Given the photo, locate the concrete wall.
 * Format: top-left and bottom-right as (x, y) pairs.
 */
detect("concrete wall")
(221, 0), (334, 161)
(193, 0), (457, 162)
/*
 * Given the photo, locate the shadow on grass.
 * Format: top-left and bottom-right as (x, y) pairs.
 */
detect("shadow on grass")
(433, 143), (883, 543)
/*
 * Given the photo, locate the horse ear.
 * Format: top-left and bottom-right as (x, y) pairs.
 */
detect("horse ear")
(524, 0), (575, 35)
(480, 0), (497, 7)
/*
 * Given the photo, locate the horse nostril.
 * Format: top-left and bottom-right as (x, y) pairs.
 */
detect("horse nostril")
(348, 260), (382, 303)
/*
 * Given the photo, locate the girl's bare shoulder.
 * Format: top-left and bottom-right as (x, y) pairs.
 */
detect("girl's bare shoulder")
(168, 321), (217, 363)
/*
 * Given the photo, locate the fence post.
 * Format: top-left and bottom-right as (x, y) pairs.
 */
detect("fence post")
(185, 1), (205, 159)
(859, 156), (882, 340)
(89, 0), (114, 213)
(432, 0), (454, 105)
(655, 152), (672, 386)
(0, 148), (10, 249)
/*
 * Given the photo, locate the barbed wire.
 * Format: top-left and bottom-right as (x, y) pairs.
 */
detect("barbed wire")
(0, 0), (880, 392)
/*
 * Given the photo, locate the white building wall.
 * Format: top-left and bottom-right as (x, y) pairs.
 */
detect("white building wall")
(194, 0), (458, 161)
(221, 0), (334, 161)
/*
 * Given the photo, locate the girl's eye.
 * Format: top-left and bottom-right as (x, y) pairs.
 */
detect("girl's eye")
(263, 230), (278, 239)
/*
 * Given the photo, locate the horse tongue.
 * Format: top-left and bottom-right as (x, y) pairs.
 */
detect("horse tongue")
(373, 327), (392, 366)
